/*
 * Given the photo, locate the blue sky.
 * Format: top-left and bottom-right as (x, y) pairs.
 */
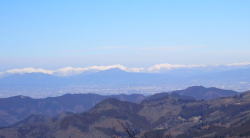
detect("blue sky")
(0, 0), (250, 69)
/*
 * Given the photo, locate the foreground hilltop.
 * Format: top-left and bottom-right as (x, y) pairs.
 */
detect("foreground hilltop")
(0, 88), (249, 138)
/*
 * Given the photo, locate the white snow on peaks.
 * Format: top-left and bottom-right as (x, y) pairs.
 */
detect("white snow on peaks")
(0, 62), (249, 76)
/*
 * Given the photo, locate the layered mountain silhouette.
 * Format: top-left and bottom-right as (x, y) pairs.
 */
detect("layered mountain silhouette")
(0, 93), (145, 127)
(0, 86), (248, 138)
(0, 86), (237, 128)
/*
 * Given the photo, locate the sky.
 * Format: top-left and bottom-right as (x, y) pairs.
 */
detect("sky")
(0, 0), (250, 70)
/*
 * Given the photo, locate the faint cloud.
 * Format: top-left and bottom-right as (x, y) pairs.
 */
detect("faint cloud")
(226, 62), (250, 66)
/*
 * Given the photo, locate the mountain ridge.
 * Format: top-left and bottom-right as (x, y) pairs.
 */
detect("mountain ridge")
(0, 88), (249, 138)
(0, 93), (145, 127)
(0, 86), (240, 128)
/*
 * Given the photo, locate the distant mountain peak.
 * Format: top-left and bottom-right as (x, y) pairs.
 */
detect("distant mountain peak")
(17, 95), (30, 99)
(8, 95), (32, 100)
(186, 85), (206, 90)
(98, 68), (127, 73)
